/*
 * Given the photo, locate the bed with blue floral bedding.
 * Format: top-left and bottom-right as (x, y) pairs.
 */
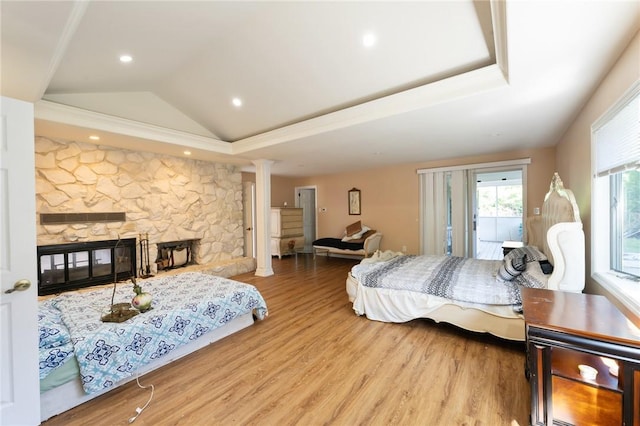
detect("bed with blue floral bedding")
(39, 272), (267, 395)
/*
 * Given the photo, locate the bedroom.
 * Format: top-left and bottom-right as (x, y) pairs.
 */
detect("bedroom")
(2, 1), (640, 424)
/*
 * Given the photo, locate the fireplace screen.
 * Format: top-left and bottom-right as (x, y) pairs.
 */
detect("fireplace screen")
(156, 240), (195, 271)
(38, 238), (136, 295)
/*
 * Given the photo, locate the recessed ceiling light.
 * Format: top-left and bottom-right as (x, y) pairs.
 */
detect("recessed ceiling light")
(89, 135), (100, 141)
(183, 150), (192, 156)
(362, 33), (376, 48)
(232, 97), (243, 107)
(119, 55), (133, 63)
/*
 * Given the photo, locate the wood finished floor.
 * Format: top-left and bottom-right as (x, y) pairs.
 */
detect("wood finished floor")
(42, 255), (530, 426)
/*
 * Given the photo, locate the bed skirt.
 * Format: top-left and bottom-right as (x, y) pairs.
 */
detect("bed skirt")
(346, 273), (525, 341)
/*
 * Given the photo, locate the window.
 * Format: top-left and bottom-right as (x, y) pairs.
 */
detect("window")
(592, 81), (640, 315)
(478, 185), (523, 217)
(611, 170), (640, 277)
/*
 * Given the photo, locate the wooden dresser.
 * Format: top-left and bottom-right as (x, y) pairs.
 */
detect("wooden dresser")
(270, 207), (304, 259)
(522, 287), (640, 426)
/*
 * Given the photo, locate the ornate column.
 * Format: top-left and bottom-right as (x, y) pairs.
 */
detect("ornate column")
(252, 159), (274, 277)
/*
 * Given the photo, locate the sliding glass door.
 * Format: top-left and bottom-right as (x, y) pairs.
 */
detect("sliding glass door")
(419, 159), (528, 259)
(469, 168), (525, 260)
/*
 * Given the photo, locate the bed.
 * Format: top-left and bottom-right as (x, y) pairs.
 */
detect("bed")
(346, 173), (585, 341)
(38, 271), (268, 422)
(313, 221), (383, 258)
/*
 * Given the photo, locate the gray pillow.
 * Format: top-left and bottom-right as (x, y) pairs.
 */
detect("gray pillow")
(505, 246), (547, 263)
(497, 254), (527, 282)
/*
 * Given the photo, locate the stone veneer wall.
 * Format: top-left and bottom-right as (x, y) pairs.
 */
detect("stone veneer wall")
(35, 136), (244, 274)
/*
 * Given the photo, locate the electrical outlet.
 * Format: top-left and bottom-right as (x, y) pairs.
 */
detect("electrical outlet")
(319, 207), (327, 212)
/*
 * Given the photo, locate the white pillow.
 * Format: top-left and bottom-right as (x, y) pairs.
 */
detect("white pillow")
(341, 225), (371, 242)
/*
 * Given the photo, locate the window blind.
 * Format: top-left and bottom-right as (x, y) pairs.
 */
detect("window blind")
(419, 171), (447, 255)
(594, 81), (640, 176)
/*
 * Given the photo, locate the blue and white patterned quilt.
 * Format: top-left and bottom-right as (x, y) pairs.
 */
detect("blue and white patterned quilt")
(38, 272), (268, 394)
(39, 299), (75, 380)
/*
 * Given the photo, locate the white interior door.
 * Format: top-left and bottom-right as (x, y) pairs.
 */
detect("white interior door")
(0, 96), (39, 425)
(242, 182), (256, 258)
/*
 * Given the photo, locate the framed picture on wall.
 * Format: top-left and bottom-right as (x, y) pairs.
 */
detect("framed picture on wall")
(348, 188), (361, 215)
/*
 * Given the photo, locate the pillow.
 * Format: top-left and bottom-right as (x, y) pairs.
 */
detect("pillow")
(342, 225), (371, 242)
(505, 246), (547, 263)
(346, 229), (376, 244)
(497, 254), (527, 282)
(351, 225), (371, 239)
(38, 301), (71, 349)
(345, 220), (362, 237)
(515, 261), (548, 289)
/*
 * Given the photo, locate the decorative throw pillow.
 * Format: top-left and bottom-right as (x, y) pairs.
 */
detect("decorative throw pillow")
(345, 220), (362, 237)
(515, 261), (548, 289)
(497, 254), (527, 282)
(505, 246), (547, 263)
(38, 302), (71, 349)
(346, 229), (376, 244)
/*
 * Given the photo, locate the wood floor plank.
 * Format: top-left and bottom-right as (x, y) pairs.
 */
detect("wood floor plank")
(42, 255), (530, 426)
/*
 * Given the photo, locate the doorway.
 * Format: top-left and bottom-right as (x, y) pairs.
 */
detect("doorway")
(295, 186), (317, 253)
(470, 169), (524, 260)
(242, 182), (256, 258)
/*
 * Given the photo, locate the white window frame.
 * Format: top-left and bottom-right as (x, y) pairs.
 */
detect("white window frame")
(591, 81), (640, 317)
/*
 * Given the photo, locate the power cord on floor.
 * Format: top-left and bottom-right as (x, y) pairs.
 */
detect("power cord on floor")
(128, 372), (155, 423)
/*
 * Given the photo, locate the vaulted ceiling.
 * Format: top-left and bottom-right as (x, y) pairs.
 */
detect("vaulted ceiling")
(2, 1), (639, 176)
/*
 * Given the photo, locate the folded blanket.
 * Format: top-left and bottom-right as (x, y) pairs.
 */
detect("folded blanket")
(312, 237), (364, 250)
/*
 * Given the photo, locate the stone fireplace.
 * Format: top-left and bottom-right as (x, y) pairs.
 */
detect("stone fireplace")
(34, 137), (246, 278)
(37, 238), (137, 296)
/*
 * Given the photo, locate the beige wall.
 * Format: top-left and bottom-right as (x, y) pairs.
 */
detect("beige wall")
(259, 147), (556, 254)
(242, 172), (297, 208)
(555, 30), (640, 304)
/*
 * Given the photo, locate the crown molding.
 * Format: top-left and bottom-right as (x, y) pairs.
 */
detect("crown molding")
(231, 63), (508, 155)
(491, 0), (509, 82)
(35, 100), (232, 153)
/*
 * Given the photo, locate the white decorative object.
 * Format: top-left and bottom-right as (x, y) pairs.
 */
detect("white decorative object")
(601, 357), (620, 377)
(578, 364), (598, 380)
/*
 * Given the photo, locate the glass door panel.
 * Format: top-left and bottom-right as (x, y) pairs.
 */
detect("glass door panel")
(67, 251), (90, 281)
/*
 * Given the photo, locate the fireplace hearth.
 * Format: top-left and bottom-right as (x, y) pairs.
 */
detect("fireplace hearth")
(37, 238), (137, 296)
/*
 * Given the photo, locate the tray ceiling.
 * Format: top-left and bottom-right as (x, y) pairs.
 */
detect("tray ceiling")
(2, 1), (639, 176)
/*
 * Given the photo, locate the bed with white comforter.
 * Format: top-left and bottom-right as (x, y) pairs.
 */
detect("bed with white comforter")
(346, 173), (585, 341)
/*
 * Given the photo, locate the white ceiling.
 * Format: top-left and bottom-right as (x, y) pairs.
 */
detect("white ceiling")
(2, 1), (639, 177)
